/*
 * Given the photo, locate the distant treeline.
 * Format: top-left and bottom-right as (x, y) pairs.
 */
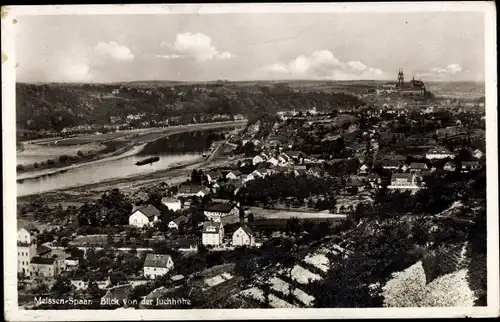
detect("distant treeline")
(138, 129), (227, 155)
(16, 82), (364, 133)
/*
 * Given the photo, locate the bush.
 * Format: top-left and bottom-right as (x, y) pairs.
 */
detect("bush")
(33, 162), (39, 168)
(16, 164), (25, 171)
(77, 150), (84, 157)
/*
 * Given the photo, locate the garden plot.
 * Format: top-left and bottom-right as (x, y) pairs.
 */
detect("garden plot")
(303, 253), (330, 273)
(204, 272), (234, 288)
(269, 277), (315, 307)
(240, 287), (265, 302)
(268, 294), (296, 308)
(279, 265), (322, 285)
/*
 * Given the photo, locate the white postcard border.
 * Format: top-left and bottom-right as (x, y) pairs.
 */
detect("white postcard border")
(2, 2), (498, 320)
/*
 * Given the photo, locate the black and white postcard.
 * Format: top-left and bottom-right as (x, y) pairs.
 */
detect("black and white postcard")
(2, 2), (498, 320)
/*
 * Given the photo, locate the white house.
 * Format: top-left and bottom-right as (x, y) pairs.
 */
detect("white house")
(168, 216), (188, 230)
(461, 161), (481, 173)
(267, 157), (279, 166)
(226, 170), (242, 180)
(205, 171), (223, 184)
(251, 169), (268, 179)
(204, 203), (239, 222)
(409, 162), (428, 173)
(176, 184), (209, 198)
(278, 153), (291, 165)
(473, 149), (484, 159)
(128, 205), (161, 228)
(252, 155), (266, 165)
(161, 197), (182, 212)
(426, 147), (455, 160)
(202, 221), (224, 247)
(143, 254), (174, 279)
(443, 161), (457, 172)
(358, 164), (369, 175)
(64, 257), (80, 270)
(17, 228), (37, 275)
(232, 226), (255, 247)
(30, 257), (57, 279)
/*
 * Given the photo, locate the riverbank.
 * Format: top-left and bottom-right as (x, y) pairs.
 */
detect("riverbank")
(17, 120), (247, 181)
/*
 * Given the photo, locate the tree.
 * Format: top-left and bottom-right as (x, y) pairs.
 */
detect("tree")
(51, 276), (73, 296)
(109, 271), (127, 286)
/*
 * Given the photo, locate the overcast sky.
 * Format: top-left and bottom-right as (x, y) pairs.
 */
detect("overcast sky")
(15, 12), (485, 83)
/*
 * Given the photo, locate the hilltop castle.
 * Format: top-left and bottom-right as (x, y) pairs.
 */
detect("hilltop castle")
(383, 69), (426, 96)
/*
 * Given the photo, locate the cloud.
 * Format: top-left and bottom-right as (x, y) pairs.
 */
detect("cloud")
(57, 54), (94, 82)
(262, 50), (386, 80)
(431, 64), (463, 75)
(94, 41), (135, 62)
(160, 33), (233, 62)
(154, 54), (184, 60)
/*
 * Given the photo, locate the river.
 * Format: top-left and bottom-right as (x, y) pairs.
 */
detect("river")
(17, 152), (202, 197)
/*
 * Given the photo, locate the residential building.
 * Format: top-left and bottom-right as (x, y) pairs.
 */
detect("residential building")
(288, 151), (306, 164)
(426, 147), (455, 160)
(409, 162), (428, 173)
(381, 160), (400, 170)
(307, 166), (324, 177)
(161, 197), (182, 212)
(388, 173), (423, 191)
(232, 226), (255, 247)
(267, 157), (279, 166)
(64, 257), (80, 270)
(17, 228), (37, 275)
(168, 216), (188, 230)
(226, 170), (242, 180)
(251, 169), (268, 179)
(143, 254), (174, 279)
(128, 205), (161, 228)
(176, 184), (209, 198)
(473, 149), (484, 159)
(252, 155), (266, 165)
(204, 203), (239, 222)
(367, 173), (382, 187)
(461, 161), (481, 173)
(443, 161), (457, 172)
(358, 164), (369, 175)
(30, 257), (57, 279)
(205, 171), (223, 183)
(202, 221), (225, 247)
(278, 153), (291, 165)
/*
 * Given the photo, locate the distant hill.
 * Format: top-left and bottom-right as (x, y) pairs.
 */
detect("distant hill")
(15, 82), (364, 134)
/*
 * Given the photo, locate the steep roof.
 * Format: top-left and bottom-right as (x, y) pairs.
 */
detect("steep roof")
(133, 205), (161, 218)
(205, 203), (236, 213)
(178, 184), (203, 194)
(144, 254), (173, 268)
(237, 225), (254, 237)
(410, 162), (428, 169)
(391, 173), (413, 181)
(206, 170), (223, 179)
(462, 161), (480, 166)
(37, 244), (52, 256)
(202, 221), (222, 234)
(227, 170), (242, 177)
(30, 256), (55, 265)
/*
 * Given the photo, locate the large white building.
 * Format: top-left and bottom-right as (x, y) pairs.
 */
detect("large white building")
(17, 228), (37, 276)
(426, 147), (455, 160)
(202, 221), (224, 247)
(232, 226), (255, 247)
(161, 197), (182, 212)
(143, 254), (174, 279)
(128, 205), (161, 228)
(388, 173), (423, 192)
